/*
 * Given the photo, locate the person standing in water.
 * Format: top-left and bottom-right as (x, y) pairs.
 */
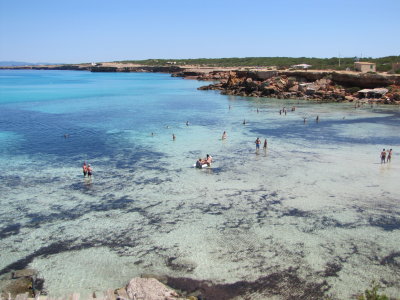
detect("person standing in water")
(222, 131), (227, 140)
(87, 164), (93, 178)
(82, 162), (87, 177)
(387, 149), (392, 163)
(263, 139), (267, 149)
(316, 115), (319, 123)
(381, 149), (386, 164)
(255, 137), (261, 151)
(205, 154), (213, 166)
(172, 134), (176, 141)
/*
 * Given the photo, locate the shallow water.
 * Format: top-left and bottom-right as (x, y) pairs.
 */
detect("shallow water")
(0, 70), (399, 299)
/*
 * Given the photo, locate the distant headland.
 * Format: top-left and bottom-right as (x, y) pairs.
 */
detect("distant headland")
(1, 56), (400, 104)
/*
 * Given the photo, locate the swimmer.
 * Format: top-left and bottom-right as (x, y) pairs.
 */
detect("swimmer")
(257, 108), (259, 113)
(172, 134), (176, 141)
(316, 115), (319, 123)
(243, 120), (246, 125)
(303, 117), (307, 124)
(263, 139), (267, 149)
(222, 131), (227, 140)
(186, 121), (189, 126)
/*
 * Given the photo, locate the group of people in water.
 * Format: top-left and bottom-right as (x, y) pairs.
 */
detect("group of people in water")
(380, 149), (393, 164)
(255, 137), (268, 151)
(82, 162), (93, 177)
(195, 154), (213, 169)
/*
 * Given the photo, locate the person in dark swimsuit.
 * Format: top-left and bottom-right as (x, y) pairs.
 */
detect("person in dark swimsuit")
(381, 149), (386, 164)
(87, 164), (93, 177)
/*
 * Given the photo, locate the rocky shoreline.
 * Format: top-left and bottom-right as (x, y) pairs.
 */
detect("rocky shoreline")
(1, 268), (329, 300)
(196, 70), (400, 104)
(2, 63), (400, 104)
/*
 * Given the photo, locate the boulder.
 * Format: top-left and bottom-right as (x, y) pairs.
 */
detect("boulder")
(126, 277), (182, 300)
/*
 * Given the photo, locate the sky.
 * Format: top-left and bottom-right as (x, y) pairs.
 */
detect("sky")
(0, 0), (399, 63)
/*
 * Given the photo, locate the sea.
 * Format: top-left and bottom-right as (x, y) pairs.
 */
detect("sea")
(0, 70), (399, 299)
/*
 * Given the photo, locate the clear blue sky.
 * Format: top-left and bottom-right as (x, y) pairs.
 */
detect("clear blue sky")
(0, 0), (399, 63)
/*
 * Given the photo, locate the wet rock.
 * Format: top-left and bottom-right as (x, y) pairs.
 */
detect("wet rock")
(12, 269), (37, 279)
(1, 277), (33, 298)
(126, 277), (183, 300)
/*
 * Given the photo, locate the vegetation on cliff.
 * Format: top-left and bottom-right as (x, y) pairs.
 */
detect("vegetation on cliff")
(116, 56), (400, 72)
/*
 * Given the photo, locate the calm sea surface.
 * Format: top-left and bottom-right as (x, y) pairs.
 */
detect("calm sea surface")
(0, 70), (399, 298)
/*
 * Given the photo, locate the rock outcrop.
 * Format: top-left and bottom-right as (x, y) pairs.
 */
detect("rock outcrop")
(198, 71), (400, 104)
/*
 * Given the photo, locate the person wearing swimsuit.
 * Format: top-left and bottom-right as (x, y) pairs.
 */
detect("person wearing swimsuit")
(380, 149), (386, 164)
(82, 162), (87, 177)
(87, 164), (93, 177)
(255, 137), (261, 150)
(387, 149), (392, 163)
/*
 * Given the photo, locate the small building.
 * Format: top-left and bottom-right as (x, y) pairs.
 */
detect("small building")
(354, 62), (376, 73)
(291, 64), (312, 70)
(357, 88), (388, 99)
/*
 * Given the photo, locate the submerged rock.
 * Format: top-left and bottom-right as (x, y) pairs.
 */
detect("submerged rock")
(126, 277), (184, 300)
(1, 277), (33, 298)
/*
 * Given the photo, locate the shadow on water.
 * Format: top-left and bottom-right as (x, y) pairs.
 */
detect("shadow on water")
(0, 108), (111, 159)
(250, 113), (400, 145)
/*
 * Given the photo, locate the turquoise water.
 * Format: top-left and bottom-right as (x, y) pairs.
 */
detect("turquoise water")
(0, 70), (399, 298)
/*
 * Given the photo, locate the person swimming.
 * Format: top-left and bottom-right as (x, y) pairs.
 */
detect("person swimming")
(172, 134), (176, 140)
(222, 131), (227, 140)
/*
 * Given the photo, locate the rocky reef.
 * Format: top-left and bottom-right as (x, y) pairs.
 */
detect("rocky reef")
(198, 71), (400, 104)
